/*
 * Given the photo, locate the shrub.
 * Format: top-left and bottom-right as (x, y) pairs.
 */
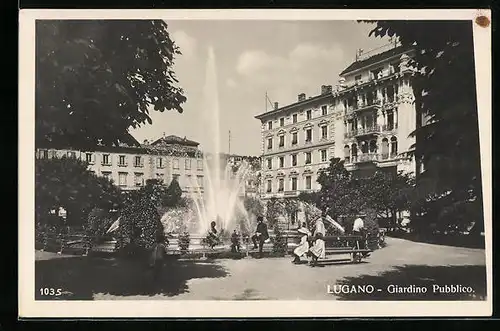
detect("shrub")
(178, 232), (190, 252)
(272, 225), (287, 256)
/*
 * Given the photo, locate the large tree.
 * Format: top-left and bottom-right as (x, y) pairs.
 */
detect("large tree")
(36, 20), (186, 150)
(364, 20), (483, 232)
(35, 156), (122, 229)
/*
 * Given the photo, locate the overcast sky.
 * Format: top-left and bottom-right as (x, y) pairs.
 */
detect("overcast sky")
(130, 20), (389, 156)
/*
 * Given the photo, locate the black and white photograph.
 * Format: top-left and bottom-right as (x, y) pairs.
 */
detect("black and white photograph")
(19, 9), (492, 317)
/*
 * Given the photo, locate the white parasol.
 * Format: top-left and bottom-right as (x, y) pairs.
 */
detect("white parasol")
(106, 216), (121, 234)
(324, 215), (345, 234)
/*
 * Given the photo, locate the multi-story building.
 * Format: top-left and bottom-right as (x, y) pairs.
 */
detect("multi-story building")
(36, 134), (205, 194)
(255, 85), (336, 200)
(255, 44), (418, 200)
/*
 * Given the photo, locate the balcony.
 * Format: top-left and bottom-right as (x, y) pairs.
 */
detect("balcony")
(346, 100), (382, 116)
(381, 123), (398, 132)
(352, 153), (379, 164)
(379, 152), (399, 161)
(344, 125), (381, 139)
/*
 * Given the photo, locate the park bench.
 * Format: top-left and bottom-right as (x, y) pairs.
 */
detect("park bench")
(284, 233), (372, 264)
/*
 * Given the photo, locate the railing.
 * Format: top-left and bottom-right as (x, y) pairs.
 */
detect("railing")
(344, 125), (381, 138)
(380, 152), (399, 161)
(381, 123), (398, 131)
(353, 153), (379, 163)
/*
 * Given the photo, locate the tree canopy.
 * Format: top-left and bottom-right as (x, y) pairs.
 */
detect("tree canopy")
(35, 156), (122, 228)
(36, 20), (186, 150)
(363, 20), (483, 231)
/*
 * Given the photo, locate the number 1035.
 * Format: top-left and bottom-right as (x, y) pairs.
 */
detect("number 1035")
(39, 288), (62, 296)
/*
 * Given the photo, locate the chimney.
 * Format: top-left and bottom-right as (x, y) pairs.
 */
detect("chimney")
(298, 93), (306, 102)
(321, 85), (333, 94)
(274, 102), (279, 110)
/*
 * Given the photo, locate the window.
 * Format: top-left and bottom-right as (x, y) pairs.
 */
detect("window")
(321, 105), (328, 116)
(280, 118), (284, 127)
(197, 175), (204, 188)
(278, 178), (284, 192)
(40, 150), (48, 159)
(279, 156), (284, 168)
(173, 159), (179, 169)
(291, 154), (297, 166)
(305, 129), (312, 142)
(355, 74), (362, 82)
(344, 145), (351, 163)
(134, 173), (144, 186)
(267, 180), (272, 193)
(134, 156), (142, 167)
(291, 177), (298, 191)
(267, 137), (273, 149)
(118, 172), (127, 186)
(320, 149), (328, 162)
(118, 155), (126, 166)
(186, 174), (192, 187)
(156, 157), (164, 168)
(102, 171), (112, 181)
(291, 132), (298, 145)
(185, 159), (191, 170)
(387, 111), (395, 130)
(85, 153), (93, 164)
(305, 176), (312, 190)
(390, 137), (398, 156)
(321, 126), (328, 139)
(279, 135), (285, 147)
(268, 121), (273, 130)
(197, 159), (203, 170)
(306, 110), (312, 120)
(305, 152), (312, 164)
(156, 173), (164, 183)
(267, 158), (272, 169)
(102, 154), (110, 165)
(292, 114), (298, 123)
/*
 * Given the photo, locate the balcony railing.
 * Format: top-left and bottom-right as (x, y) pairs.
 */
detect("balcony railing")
(381, 123), (398, 131)
(354, 153), (379, 163)
(344, 125), (381, 138)
(380, 152), (399, 160)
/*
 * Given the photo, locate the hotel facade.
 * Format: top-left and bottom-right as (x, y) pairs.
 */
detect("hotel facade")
(36, 135), (206, 194)
(255, 45), (419, 200)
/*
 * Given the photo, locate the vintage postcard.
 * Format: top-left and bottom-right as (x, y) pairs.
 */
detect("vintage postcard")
(19, 9), (492, 318)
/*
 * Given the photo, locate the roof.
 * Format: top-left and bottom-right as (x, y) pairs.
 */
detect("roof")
(254, 93), (332, 120)
(151, 135), (199, 147)
(340, 45), (412, 76)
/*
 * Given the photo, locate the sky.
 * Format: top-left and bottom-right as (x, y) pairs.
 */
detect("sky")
(130, 20), (389, 156)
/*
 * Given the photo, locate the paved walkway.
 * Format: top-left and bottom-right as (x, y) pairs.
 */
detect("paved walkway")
(88, 238), (485, 300)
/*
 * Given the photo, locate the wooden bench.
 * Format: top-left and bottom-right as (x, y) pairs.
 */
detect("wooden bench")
(284, 233), (372, 264)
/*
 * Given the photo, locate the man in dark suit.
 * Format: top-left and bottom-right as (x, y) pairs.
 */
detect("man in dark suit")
(251, 216), (269, 255)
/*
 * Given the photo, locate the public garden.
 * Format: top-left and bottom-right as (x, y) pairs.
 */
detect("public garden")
(34, 20), (486, 301)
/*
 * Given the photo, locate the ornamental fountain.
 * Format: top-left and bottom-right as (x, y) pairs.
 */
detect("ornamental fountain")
(161, 47), (257, 244)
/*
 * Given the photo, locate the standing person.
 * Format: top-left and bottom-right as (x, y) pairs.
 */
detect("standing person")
(150, 232), (168, 283)
(352, 213), (370, 257)
(251, 216), (269, 256)
(292, 223), (311, 264)
(309, 216), (326, 267)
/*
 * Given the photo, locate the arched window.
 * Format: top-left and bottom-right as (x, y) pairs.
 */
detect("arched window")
(381, 138), (389, 159)
(360, 140), (369, 154)
(369, 140), (377, 154)
(344, 145), (350, 163)
(351, 144), (358, 162)
(390, 137), (398, 156)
